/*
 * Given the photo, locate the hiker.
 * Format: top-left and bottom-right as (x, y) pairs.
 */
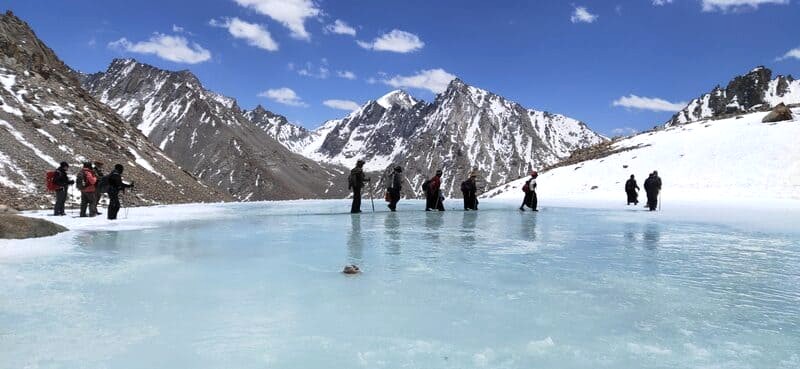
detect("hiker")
(387, 165), (403, 212)
(625, 174), (640, 205)
(90, 161), (104, 216)
(519, 171), (538, 212)
(424, 170), (445, 211)
(643, 171), (662, 211)
(51, 161), (74, 216)
(348, 159), (370, 213)
(106, 164), (134, 220)
(76, 162), (98, 217)
(461, 171), (479, 211)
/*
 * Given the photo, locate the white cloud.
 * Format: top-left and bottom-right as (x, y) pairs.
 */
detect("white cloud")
(652, 0), (674, 5)
(172, 24), (185, 33)
(701, 0), (789, 12)
(337, 70), (356, 80)
(108, 33), (211, 64)
(323, 99), (361, 111)
(210, 17), (278, 51)
(357, 29), (425, 53)
(613, 95), (687, 112)
(571, 6), (598, 23)
(325, 19), (356, 36)
(233, 0), (320, 40)
(258, 87), (308, 107)
(383, 69), (456, 94)
(777, 47), (800, 61)
(289, 61), (329, 79)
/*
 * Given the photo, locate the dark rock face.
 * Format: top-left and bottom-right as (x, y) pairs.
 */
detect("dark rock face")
(762, 103), (794, 123)
(256, 83), (605, 198)
(0, 12), (227, 209)
(0, 214), (67, 239)
(82, 59), (348, 200)
(667, 66), (800, 126)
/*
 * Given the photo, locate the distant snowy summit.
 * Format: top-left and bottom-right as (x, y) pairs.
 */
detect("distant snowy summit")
(667, 66), (799, 126)
(252, 78), (605, 197)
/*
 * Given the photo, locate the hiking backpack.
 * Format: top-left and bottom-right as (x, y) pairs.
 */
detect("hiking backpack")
(45, 170), (59, 191)
(421, 179), (431, 193)
(75, 170), (87, 191)
(97, 174), (111, 194)
(522, 179), (531, 193)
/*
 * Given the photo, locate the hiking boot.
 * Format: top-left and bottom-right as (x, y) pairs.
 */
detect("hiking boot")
(519, 206), (525, 211)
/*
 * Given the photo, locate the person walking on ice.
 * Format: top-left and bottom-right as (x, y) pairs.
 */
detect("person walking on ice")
(625, 174), (640, 206)
(424, 170), (445, 211)
(387, 165), (403, 212)
(519, 170), (538, 212)
(348, 159), (370, 214)
(461, 171), (479, 211)
(643, 171), (662, 211)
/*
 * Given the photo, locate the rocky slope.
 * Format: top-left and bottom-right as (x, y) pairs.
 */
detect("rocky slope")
(253, 81), (605, 197)
(82, 59), (348, 201)
(666, 66), (800, 126)
(0, 11), (226, 209)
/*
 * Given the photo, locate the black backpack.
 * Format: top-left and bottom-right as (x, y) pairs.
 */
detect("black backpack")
(75, 170), (87, 191)
(97, 174), (111, 194)
(421, 179), (431, 193)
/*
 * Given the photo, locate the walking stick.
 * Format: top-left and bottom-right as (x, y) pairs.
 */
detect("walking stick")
(370, 186), (375, 213)
(658, 191), (662, 211)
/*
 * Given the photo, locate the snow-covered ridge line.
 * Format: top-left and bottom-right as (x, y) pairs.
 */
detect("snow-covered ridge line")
(486, 108), (800, 203)
(667, 66), (799, 126)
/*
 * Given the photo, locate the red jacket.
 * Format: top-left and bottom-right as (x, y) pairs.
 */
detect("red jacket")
(429, 176), (441, 192)
(81, 168), (98, 193)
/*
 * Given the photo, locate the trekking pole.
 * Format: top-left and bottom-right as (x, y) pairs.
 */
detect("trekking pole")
(658, 192), (662, 211)
(370, 186), (375, 213)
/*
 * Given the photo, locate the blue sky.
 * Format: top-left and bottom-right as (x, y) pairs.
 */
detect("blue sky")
(5, 0), (800, 135)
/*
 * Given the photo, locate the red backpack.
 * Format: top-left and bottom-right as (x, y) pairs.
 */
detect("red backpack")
(521, 179), (530, 193)
(46, 170), (59, 191)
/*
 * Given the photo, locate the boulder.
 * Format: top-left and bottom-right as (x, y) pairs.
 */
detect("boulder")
(0, 215), (68, 239)
(762, 103), (794, 123)
(0, 204), (19, 214)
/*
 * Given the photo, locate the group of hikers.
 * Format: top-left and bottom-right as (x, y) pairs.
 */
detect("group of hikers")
(625, 171), (663, 211)
(349, 159), (662, 213)
(47, 161), (134, 220)
(348, 159), (541, 213)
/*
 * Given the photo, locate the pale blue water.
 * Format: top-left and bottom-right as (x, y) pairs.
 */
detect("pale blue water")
(1, 200), (799, 368)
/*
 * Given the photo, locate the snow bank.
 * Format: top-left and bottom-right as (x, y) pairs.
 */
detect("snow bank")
(486, 109), (800, 203)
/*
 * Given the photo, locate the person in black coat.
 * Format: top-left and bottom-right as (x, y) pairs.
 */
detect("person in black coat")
(643, 171), (662, 211)
(348, 159), (369, 213)
(461, 172), (479, 211)
(107, 164), (134, 220)
(625, 174), (640, 205)
(53, 161), (74, 216)
(519, 171), (538, 211)
(387, 166), (403, 211)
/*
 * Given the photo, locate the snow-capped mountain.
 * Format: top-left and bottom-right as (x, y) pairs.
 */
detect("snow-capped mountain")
(667, 66), (800, 126)
(0, 11), (226, 209)
(254, 80), (605, 197)
(81, 59), (348, 201)
(485, 106), (800, 202)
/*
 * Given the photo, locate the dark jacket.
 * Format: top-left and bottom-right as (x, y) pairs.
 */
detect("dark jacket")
(625, 179), (639, 192)
(643, 176), (662, 193)
(429, 176), (442, 193)
(54, 167), (73, 189)
(461, 178), (477, 193)
(108, 170), (132, 194)
(349, 167), (366, 190)
(391, 172), (402, 191)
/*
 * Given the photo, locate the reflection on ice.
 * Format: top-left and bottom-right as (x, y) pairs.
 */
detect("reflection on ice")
(1, 199), (799, 368)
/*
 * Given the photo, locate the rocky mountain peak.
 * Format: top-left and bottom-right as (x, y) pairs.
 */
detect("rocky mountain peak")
(376, 90), (419, 110)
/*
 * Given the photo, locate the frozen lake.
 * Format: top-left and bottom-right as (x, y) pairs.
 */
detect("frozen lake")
(2, 200), (799, 368)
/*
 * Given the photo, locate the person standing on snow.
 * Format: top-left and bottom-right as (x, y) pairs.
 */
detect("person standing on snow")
(349, 159), (370, 214)
(461, 171), (479, 211)
(52, 161), (74, 216)
(625, 174), (640, 205)
(387, 165), (403, 212)
(519, 171), (538, 212)
(425, 170), (445, 211)
(90, 161), (104, 216)
(76, 162), (98, 217)
(643, 171), (662, 211)
(106, 164), (134, 220)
